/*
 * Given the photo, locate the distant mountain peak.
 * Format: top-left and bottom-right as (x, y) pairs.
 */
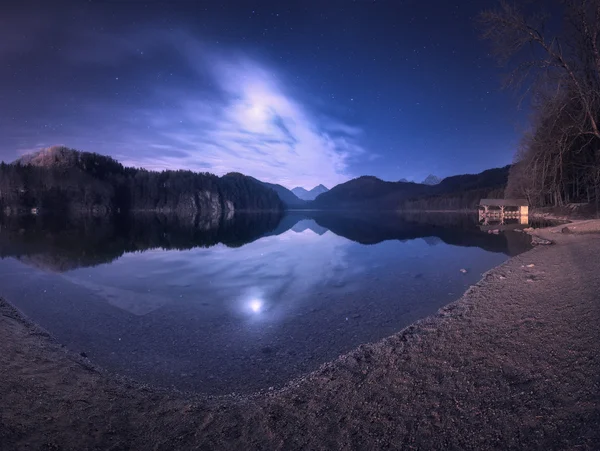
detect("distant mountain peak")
(422, 174), (441, 185)
(16, 146), (80, 167)
(257, 179), (306, 208)
(15, 146), (123, 172)
(291, 184), (329, 201)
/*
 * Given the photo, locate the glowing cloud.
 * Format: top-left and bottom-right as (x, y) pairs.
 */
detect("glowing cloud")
(1, 25), (368, 188)
(115, 42), (366, 188)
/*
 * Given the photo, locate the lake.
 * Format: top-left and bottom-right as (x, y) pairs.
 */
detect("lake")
(0, 212), (532, 395)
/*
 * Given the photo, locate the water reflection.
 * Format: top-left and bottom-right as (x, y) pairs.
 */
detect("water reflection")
(0, 211), (532, 394)
(249, 299), (263, 313)
(0, 212), (283, 271)
(0, 211), (530, 272)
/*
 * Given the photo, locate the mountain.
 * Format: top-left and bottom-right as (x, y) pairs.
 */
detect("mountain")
(15, 146), (80, 166)
(257, 181), (307, 208)
(291, 184), (329, 201)
(3, 146), (283, 216)
(422, 174), (441, 185)
(311, 176), (428, 210)
(311, 166), (510, 211)
(6, 146), (510, 214)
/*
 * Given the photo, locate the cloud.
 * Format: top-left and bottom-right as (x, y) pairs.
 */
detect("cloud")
(1, 23), (369, 188)
(116, 47), (366, 188)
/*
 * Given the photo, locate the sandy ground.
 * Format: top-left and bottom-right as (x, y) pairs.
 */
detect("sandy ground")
(559, 219), (600, 234)
(1, 222), (600, 450)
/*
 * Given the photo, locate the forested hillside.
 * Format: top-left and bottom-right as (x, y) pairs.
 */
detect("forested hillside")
(311, 166), (509, 211)
(401, 167), (509, 210)
(0, 147), (283, 216)
(1, 146), (513, 215)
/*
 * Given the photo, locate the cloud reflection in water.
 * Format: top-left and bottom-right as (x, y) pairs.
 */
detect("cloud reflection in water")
(64, 223), (357, 320)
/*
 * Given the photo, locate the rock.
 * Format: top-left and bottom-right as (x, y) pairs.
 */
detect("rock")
(526, 264), (535, 268)
(561, 227), (571, 234)
(531, 236), (553, 245)
(459, 269), (468, 274)
(79, 352), (88, 358)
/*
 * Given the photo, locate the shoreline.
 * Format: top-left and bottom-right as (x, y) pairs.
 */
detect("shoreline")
(1, 222), (599, 449)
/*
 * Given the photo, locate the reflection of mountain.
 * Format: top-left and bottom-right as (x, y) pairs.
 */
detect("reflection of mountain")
(422, 236), (442, 247)
(307, 212), (531, 257)
(0, 212), (283, 272)
(0, 211), (530, 273)
(291, 219), (328, 235)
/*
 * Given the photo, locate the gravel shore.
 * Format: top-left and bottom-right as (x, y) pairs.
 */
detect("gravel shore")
(1, 222), (599, 450)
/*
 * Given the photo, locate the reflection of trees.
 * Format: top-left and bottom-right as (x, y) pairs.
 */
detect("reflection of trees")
(422, 236), (442, 247)
(0, 211), (283, 272)
(308, 211), (531, 256)
(0, 211), (531, 273)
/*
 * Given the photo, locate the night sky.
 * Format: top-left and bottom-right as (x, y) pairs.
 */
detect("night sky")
(1, 0), (526, 189)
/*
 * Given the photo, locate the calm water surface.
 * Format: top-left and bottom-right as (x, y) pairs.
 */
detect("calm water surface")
(0, 212), (532, 394)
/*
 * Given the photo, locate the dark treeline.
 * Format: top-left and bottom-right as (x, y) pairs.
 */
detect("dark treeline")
(1, 147), (515, 215)
(401, 166), (508, 210)
(480, 1), (600, 209)
(0, 147), (283, 216)
(401, 187), (505, 210)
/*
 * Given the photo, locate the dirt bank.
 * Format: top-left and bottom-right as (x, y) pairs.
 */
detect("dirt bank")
(530, 204), (599, 221)
(1, 226), (599, 450)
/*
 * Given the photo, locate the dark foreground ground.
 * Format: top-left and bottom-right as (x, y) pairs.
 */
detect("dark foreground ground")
(1, 223), (599, 450)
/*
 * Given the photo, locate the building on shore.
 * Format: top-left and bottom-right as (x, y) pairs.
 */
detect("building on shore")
(479, 199), (528, 225)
